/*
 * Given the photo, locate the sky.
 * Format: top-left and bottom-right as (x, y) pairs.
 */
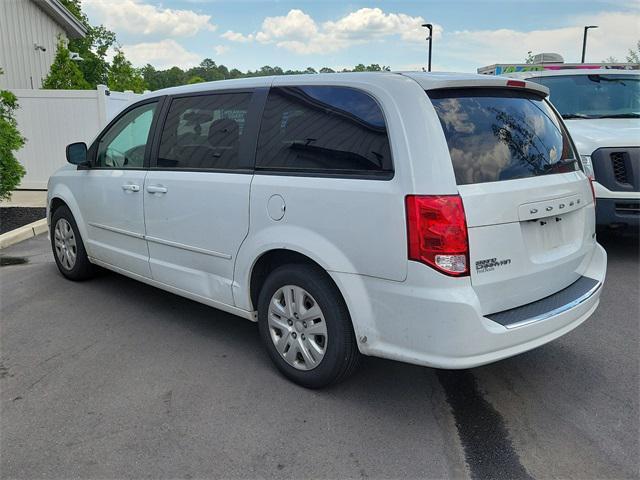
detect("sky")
(81, 0), (640, 73)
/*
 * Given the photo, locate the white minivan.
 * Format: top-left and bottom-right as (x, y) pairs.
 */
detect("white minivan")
(48, 72), (607, 388)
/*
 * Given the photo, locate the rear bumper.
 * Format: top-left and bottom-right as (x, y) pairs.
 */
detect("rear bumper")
(331, 243), (607, 369)
(595, 197), (639, 228)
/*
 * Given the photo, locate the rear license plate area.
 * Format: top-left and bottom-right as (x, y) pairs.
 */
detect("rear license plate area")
(521, 209), (583, 262)
(534, 216), (564, 248)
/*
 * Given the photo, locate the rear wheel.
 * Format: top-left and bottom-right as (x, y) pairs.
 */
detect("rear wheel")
(257, 264), (360, 388)
(50, 205), (95, 280)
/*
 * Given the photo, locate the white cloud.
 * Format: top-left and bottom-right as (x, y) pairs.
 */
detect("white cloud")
(219, 7), (637, 70)
(222, 8), (440, 55)
(84, 0), (216, 37)
(256, 9), (319, 43)
(221, 30), (253, 43)
(442, 11), (640, 71)
(120, 39), (201, 69)
(323, 8), (442, 43)
(214, 45), (229, 56)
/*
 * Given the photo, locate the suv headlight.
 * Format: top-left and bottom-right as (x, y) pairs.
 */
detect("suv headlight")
(580, 155), (595, 179)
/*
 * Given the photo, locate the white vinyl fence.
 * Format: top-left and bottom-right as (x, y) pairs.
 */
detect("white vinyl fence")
(12, 85), (143, 189)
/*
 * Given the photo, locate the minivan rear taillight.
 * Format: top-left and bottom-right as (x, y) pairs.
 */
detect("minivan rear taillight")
(405, 195), (469, 276)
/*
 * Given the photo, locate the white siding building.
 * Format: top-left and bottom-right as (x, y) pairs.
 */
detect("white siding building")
(0, 0), (86, 89)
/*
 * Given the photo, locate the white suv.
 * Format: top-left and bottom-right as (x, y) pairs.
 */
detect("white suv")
(48, 72), (607, 388)
(507, 69), (639, 230)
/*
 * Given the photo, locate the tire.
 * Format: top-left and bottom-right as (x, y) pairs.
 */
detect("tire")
(257, 263), (361, 388)
(50, 205), (96, 281)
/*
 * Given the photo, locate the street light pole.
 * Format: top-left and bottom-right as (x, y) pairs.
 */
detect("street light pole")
(422, 23), (433, 72)
(581, 25), (598, 63)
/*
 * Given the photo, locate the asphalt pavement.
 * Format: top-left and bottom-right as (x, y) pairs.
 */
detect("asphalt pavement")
(1, 232), (638, 479)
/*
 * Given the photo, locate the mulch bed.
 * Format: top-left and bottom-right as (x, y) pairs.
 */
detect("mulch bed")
(0, 207), (46, 235)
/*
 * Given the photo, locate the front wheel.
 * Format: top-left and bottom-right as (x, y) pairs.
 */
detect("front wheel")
(50, 205), (96, 281)
(257, 264), (360, 388)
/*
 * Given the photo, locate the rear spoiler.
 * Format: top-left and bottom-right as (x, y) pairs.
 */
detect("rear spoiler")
(397, 72), (549, 97)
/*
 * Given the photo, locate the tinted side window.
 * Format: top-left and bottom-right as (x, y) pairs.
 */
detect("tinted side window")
(157, 92), (251, 170)
(256, 86), (393, 176)
(96, 102), (157, 168)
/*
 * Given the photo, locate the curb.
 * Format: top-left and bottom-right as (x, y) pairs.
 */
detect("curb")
(0, 219), (48, 249)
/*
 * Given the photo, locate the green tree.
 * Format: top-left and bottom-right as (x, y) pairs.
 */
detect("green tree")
(42, 38), (91, 89)
(141, 64), (160, 90)
(200, 58), (216, 70)
(366, 64), (390, 71)
(627, 40), (639, 63)
(185, 59), (225, 82)
(161, 67), (187, 88)
(128, 60), (399, 91)
(257, 65), (284, 76)
(73, 25), (116, 87)
(217, 64), (230, 80)
(58, 0), (85, 23)
(108, 50), (147, 93)
(142, 64), (185, 90)
(59, 0), (116, 87)
(343, 63), (389, 73)
(603, 56), (619, 63)
(0, 69), (26, 200)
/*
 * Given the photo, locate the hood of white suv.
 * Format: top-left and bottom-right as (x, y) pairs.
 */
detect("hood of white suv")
(564, 118), (640, 156)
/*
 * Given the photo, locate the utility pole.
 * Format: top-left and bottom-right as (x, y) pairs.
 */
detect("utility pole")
(422, 23), (433, 72)
(581, 25), (598, 63)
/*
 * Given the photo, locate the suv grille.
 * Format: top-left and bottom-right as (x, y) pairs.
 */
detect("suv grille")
(611, 152), (630, 185)
(591, 147), (638, 193)
(615, 202), (640, 215)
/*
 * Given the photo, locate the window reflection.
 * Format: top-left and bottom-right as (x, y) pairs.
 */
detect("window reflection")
(430, 89), (576, 185)
(158, 93), (251, 170)
(257, 86), (393, 175)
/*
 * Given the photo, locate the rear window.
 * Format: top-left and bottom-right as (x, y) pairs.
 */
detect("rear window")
(429, 88), (578, 185)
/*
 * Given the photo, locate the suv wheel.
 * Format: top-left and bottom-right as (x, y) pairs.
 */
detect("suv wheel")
(258, 264), (360, 388)
(51, 205), (95, 280)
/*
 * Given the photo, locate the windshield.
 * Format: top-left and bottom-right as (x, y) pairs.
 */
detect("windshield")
(530, 74), (640, 119)
(429, 88), (578, 185)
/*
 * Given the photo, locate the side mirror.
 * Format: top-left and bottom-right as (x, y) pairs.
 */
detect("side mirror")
(66, 142), (88, 166)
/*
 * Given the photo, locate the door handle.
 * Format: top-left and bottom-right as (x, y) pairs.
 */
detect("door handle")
(146, 185), (168, 194)
(121, 184), (140, 192)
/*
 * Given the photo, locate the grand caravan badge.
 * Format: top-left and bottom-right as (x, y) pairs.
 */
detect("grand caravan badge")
(475, 257), (512, 274)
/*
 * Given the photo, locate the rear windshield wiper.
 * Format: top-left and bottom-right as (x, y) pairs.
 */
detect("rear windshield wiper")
(541, 158), (578, 174)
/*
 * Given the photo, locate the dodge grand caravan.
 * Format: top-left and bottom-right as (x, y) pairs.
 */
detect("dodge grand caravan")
(48, 72), (607, 388)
